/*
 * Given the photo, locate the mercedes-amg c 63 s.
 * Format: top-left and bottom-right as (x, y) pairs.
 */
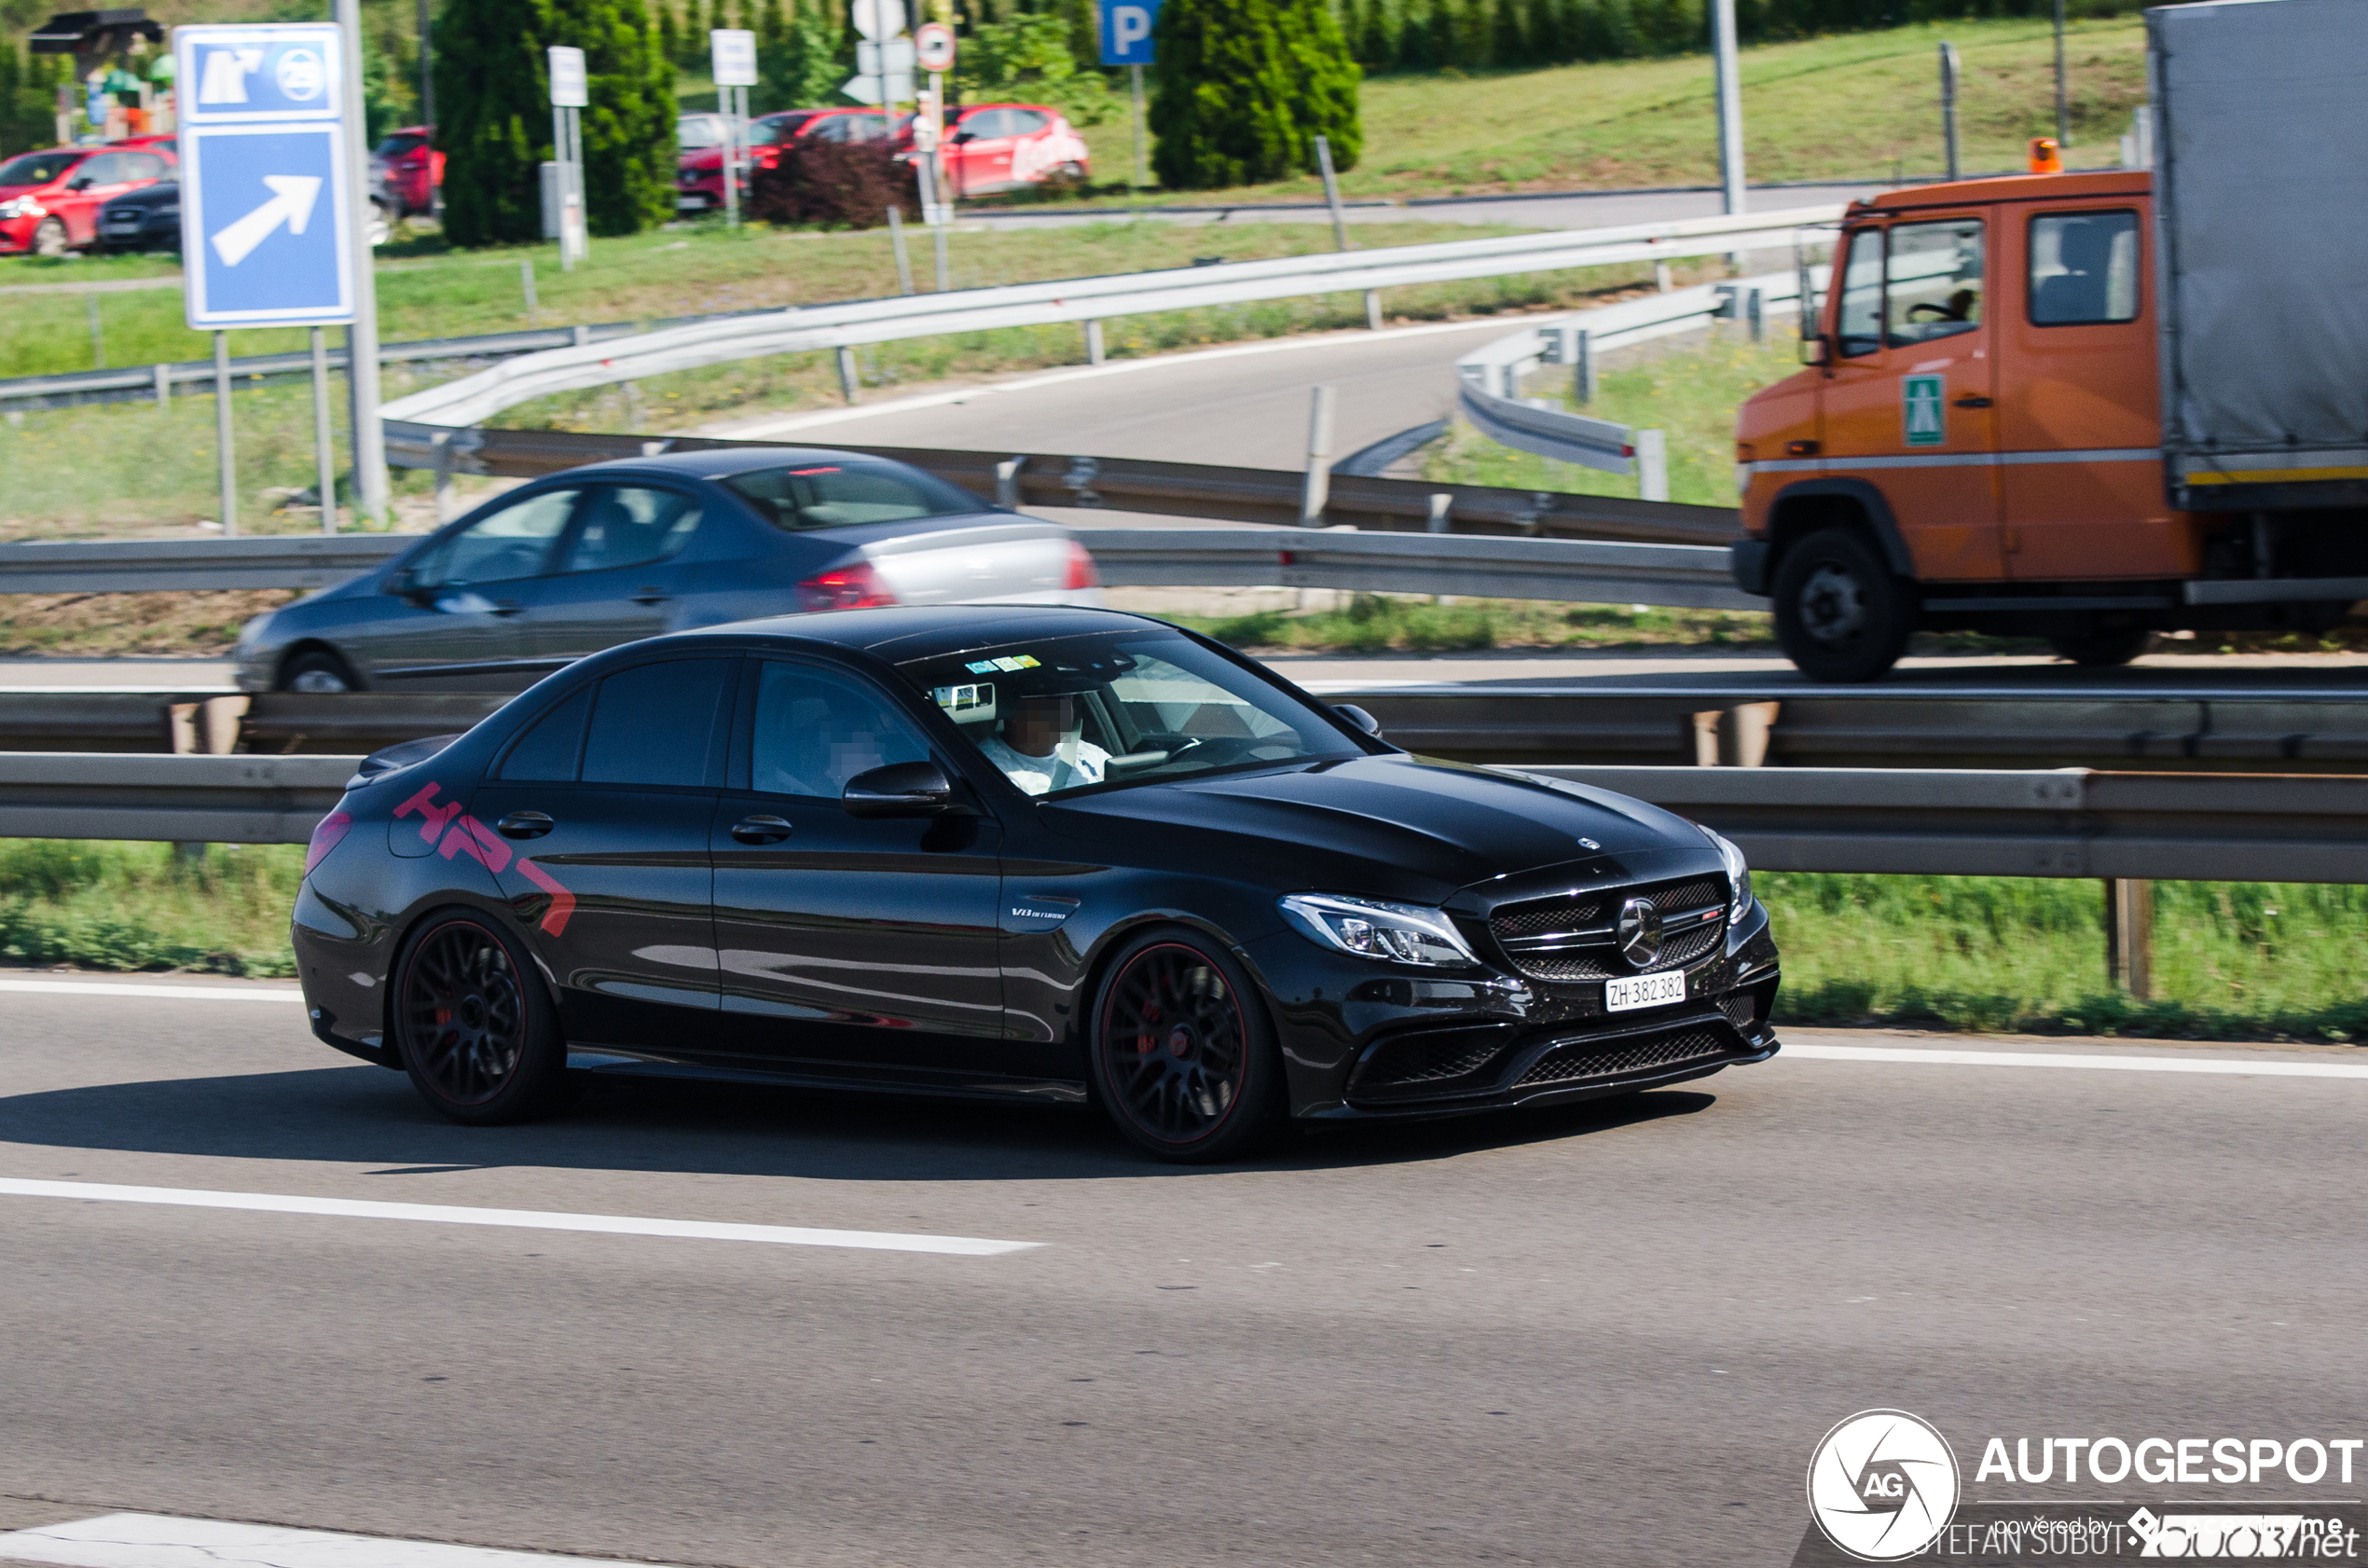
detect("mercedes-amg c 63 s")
(293, 606), (1780, 1162)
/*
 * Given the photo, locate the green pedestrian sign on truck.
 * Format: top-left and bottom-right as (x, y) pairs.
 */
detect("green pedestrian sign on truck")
(1903, 374), (1946, 447)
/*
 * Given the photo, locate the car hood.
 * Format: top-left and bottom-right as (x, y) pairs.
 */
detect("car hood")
(1043, 753), (1706, 905)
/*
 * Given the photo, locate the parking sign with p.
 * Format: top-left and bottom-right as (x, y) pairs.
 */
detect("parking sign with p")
(1098, 0), (1159, 65)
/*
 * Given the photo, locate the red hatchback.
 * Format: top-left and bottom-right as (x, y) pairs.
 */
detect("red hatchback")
(371, 126), (441, 216)
(0, 142), (175, 256)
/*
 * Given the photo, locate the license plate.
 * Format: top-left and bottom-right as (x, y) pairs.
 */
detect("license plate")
(1604, 970), (1686, 1013)
(676, 195), (708, 210)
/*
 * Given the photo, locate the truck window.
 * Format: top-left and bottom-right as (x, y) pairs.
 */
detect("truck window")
(1835, 227), (1884, 357)
(1886, 219), (1983, 347)
(2030, 211), (2140, 325)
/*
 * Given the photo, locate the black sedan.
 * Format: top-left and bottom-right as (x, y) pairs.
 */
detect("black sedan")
(293, 606), (1781, 1162)
(95, 176), (179, 253)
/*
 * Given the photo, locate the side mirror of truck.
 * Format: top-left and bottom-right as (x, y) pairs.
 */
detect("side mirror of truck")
(1798, 335), (1831, 367)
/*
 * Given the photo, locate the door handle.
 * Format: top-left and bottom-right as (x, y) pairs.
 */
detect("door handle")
(731, 814), (793, 845)
(631, 588), (669, 606)
(1952, 395), (1992, 408)
(495, 810), (554, 839)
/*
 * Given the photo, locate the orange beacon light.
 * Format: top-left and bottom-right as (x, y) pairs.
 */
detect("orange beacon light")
(2029, 136), (2064, 173)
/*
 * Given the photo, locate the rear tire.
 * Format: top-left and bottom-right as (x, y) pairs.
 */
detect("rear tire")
(1087, 928), (1284, 1163)
(1771, 527), (1917, 683)
(2047, 625), (2153, 667)
(279, 649), (358, 693)
(392, 909), (570, 1126)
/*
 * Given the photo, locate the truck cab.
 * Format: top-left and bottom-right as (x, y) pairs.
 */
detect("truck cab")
(1733, 169), (2365, 681)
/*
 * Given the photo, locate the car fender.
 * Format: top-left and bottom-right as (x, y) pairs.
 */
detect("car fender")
(1766, 476), (1915, 578)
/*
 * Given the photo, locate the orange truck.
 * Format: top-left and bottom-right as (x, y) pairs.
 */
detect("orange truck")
(1730, 0), (2368, 681)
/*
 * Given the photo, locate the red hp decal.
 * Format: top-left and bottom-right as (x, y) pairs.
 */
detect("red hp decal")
(394, 782), (577, 936)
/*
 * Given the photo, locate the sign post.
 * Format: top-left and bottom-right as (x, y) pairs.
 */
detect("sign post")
(1098, 0), (1158, 188)
(174, 21), (365, 533)
(710, 28), (755, 227)
(914, 21), (954, 232)
(547, 45), (587, 269)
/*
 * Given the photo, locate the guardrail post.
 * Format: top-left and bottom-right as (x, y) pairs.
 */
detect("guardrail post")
(521, 258), (538, 313)
(1300, 385), (1337, 526)
(996, 456), (1026, 510)
(571, 324), (591, 349)
(2105, 879), (2155, 999)
(1689, 711), (1722, 766)
(836, 347), (860, 406)
(431, 431), (453, 521)
(888, 207), (915, 296)
(1574, 328), (1596, 405)
(1727, 701), (1778, 766)
(1635, 429), (1670, 502)
(1655, 259), (1673, 293)
(1746, 286), (1766, 343)
(1084, 319), (1106, 366)
(622, 380), (643, 431)
(1365, 290), (1383, 330)
(153, 362), (172, 409)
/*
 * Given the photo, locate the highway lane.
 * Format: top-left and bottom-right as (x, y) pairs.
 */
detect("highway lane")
(3, 979), (2365, 1565)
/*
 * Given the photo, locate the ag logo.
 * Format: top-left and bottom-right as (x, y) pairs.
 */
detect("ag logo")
(1807, 1410), (1960, 1561)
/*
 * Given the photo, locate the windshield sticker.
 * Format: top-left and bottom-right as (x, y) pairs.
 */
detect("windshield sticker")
(932, 682), (996, 718)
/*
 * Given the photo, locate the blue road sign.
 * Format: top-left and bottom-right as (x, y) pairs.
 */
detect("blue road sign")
(1099, 0), (1160, 65)
(175, 23), (354, 330)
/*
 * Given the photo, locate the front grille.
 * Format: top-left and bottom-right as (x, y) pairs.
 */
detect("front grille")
(1517, 1028), (1732, 1087)
(1489, 874), (1728, 983)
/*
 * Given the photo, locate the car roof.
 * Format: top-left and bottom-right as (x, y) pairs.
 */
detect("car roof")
(667, 604), (1167, 660)
(522, 445), (946, 485)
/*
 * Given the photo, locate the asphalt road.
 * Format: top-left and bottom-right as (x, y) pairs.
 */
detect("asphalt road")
(4, 976), (2366, 1566)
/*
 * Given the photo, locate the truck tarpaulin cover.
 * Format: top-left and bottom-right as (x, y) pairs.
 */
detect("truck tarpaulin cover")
(2151, 0), (2368, 502)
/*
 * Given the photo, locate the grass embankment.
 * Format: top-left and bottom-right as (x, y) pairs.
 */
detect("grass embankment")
(1172, 597), (1772, 653)
(979, 14), (2147, 209)
(4, 844), (2360, 1042)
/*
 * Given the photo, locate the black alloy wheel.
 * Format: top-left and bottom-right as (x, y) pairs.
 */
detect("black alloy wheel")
(1089, 932), (1281, 1162)
(1770, 526), (1917, 683)
(392, 912), (567, 1124)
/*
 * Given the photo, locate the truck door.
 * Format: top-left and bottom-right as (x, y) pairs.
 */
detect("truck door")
(1994, 202), (2182, 580)
(1820, 215), (2003, 581)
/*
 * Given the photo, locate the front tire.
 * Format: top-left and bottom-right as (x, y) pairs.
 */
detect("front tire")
(1088, 929), (1284, 1163)
(32, 217), (68, 257)
(1771, 527), (1917, 683)
(278, 649), (358, 692)
(392, 910), (570, 1125)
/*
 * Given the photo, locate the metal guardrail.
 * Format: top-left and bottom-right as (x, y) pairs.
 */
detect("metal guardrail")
(1524, 765), (2368, 885)
(1454, 268), (1805, 475)
(380, 206), (1844, 431)
(0, 535), (410, 594)
(1341, 686), (2368, 773)
(3, 750), (2362, 887)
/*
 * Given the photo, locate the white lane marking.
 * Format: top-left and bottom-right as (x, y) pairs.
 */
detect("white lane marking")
(0, 1178), (1040, 1256)
(0, 1512), (692, 1568)
(0, 979), (302, 1002)
(1784, 1041), (2368, 1080)
(705, 313), (1556, 438)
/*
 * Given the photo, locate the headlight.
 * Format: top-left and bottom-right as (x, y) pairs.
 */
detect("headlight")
(1278, 893), (1480, 968)
(234, 611), (273, 653)
(1702, 827), (1752, 924)
(0, 198), (40, 219)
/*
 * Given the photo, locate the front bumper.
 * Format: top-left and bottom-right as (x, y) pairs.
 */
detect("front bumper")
(1246, 901), (1782, 1121)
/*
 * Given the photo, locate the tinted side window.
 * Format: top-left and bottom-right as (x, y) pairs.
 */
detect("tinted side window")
(74, 153), (125, 185)
(407, 488), (578, 588)
(1835, 227), (1883, 357)
(750, 662), (930, 798)
(499, 683), (594, 781)
(582, 659), (732, 788)
(558, 486), (702, 575)
(2030, 211), (2141, 325)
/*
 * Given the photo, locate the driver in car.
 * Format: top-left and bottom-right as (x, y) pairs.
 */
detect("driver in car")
(976, 685), (1109, 795)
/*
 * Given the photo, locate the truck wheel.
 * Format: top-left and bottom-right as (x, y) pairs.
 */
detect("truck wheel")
(1771, 528), (1916, 683)
(2046, 625), (2153, 667)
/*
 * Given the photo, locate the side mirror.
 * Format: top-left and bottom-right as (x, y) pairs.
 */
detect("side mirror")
(950, 131), (975, 144)
(67, 176), (92, 191)
(843, 760), (958, 818)
(1798, 335), (1832, 367)
(1332, 703), (1384, 738)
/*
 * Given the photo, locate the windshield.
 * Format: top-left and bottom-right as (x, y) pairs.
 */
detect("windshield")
(723, 461), (982, 531)
(374, 133), (424, 158)
(897, 629), (1368, 799)
(0, 152), (80, 187)
(676, 117), (724, 148)
(750, 114), (810, 145)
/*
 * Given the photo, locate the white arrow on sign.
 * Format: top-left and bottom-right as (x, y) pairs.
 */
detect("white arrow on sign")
(210, 174), (323, 267)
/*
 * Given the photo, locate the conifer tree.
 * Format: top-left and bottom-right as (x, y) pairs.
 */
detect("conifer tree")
(1148, 0), (1358, 189)
(755, 0), (845, 109)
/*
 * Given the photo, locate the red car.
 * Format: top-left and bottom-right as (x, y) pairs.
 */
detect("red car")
(371, 125), (441, 216)
(675, 107), (890, 213)
(0, 141), (175, 256)
(936, 103), (1089, 198)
